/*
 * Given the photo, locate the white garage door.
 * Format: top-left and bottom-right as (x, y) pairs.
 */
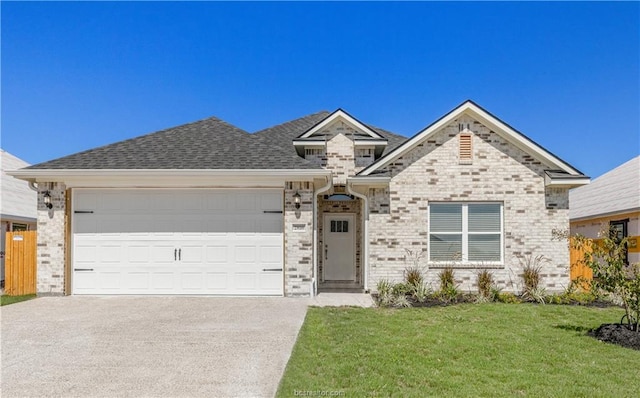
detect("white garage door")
(72, 189), (284, 295)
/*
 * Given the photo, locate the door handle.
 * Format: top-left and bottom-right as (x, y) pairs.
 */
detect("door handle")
(74, 268), (94, 271)
(178, 248), (182, 261)
(174, 249), (177, 261)
(325, 244), (328, 260)
(262, 268), (283, 272)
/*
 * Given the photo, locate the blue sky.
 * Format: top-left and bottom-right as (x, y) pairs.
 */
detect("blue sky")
(2, 1), (638, 178)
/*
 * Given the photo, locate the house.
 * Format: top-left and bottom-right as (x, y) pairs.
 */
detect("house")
(9, 100), (589, 296)
(1, 149), (38, 284)
(570, 156), (640, 265)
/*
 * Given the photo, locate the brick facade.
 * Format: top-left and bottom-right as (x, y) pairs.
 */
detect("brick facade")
(367, 118), (570, 293)
(284, 182), (314, 296)
(36, 182), (67, 296)
(30, 106), (576, 297)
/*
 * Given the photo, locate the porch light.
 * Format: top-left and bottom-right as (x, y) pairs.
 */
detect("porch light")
(293, 192), (301, 209)
(43, 191), (53, 209)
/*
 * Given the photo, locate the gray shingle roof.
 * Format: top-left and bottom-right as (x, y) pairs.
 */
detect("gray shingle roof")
(570, 156), (640, 220)
(27, 116), (321, 170)
(252, 111), (408, 155)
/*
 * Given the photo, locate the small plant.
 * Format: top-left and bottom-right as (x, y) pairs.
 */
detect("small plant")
(439, 267), (456, 290)
(404, 266), (424, 288)
(412, 283), (431, 303)
(574, 230), (640, 332)
(496, 292), (521, 304)
(392, 282), (411, 297)
(436, 267), (459, 303)
(517, 254), (549, 303)
(392, 294), (412, 308)
(476, 270), (494, 300)
(376, 279), (395, 307)
(522, 286), (547, 304)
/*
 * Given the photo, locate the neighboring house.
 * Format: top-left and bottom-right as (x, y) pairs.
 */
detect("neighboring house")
(1, 149), (38, 284)
(9, 100), (589, 297)
(570, 156), (640, 265)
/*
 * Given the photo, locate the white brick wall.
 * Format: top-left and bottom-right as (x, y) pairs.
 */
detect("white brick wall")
(367, 119), (571, 293)
(36, 182), (66, 295)
(284, 182), (314, 296)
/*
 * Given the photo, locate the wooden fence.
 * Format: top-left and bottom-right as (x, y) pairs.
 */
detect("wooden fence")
(4, 231), (37, 296)
(569, 237), (592, 288)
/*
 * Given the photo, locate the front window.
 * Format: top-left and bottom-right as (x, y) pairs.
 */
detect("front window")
(429, 202), (503, 263)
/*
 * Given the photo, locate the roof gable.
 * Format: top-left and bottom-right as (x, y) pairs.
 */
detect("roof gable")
(358, 100), (585, 177)
(296, 109), (385, 140)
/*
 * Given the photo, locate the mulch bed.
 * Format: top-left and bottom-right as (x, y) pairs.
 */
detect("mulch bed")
(590, 323), (640, 351)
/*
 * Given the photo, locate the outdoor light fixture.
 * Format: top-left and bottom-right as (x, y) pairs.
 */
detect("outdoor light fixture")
(43, 191), (53, 209)
(293, 192), (301, 209)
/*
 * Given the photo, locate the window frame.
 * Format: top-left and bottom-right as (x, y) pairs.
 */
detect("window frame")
(427, 202), (504, 266)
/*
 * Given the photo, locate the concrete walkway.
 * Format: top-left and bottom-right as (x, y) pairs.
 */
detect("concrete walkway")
(307, 292), (375, 307)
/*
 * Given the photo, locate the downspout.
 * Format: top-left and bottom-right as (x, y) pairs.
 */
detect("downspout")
(28, 181), (39, 191)
(347, 182), (369, 292)
(312, 175), (333, 297)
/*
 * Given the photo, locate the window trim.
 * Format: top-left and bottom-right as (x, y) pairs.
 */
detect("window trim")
(427, 202), (504, 266)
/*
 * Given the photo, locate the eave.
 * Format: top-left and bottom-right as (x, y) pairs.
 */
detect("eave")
(7, 169), (331, 189)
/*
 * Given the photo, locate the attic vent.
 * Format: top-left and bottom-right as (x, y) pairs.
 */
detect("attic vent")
(459, 133), (473, 164)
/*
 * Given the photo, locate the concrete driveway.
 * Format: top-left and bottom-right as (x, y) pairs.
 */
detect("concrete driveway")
(1, 296), (309, 398)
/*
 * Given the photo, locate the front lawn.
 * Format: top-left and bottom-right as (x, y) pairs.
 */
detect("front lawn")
(1, 294), (36, 306)
(277, 304), (640, 397)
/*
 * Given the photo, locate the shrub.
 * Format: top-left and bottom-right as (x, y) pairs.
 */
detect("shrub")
(404, 266), (424, 288)
(439, 267), (456, 290)
(392, 294), (412, 308)
(477, 270), (494, 300)
(392, 282), (411, 297)
(522, 286), (547, 304)
(376, 279), (395, 307)
(517, 254), (549, 303)
(412, 283), (431, 303)
(435, 267), (459, 303)
(573, 232), (640, 332)
(496, 292), (521, 304)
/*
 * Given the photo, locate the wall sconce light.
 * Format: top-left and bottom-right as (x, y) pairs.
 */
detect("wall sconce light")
(293, 192), (301, 209)
(43, 191), (53, 209)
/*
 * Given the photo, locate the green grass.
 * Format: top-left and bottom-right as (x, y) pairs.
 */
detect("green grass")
(0, 294), (36, 306)
(277, 304), (640, 398)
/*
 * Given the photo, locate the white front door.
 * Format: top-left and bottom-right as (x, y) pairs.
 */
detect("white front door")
(323, 214), (356, 281)
(72, 189), (284, 296)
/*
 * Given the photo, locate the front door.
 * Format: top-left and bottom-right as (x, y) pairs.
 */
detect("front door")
(323, 214), (356, 281)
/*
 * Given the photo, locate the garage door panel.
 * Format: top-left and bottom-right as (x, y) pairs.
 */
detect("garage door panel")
(181, 272), (204, 290)
(126, 272), (151, 290)
(206, 246), (228, 263)
(73, 189), (283, 296)
(152, 273), (176, 290)
(234, 273), (257, 290)
(127, 245), (151, 264)
(205, 272), (228, 289)
(98, 245), (122, 263)
(235, 246), (256, 263)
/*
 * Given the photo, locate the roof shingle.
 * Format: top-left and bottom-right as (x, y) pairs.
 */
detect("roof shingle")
(27, 116), (321, 170)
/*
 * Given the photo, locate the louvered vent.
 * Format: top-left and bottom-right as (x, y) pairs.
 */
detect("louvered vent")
(459, 133), (473, 164)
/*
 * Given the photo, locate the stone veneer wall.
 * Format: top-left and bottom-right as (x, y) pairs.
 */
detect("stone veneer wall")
(367, 116), (571, 293)
(317, 197), (362, 285)
(36, 182), (67, 295)
(284, 182), (314, 296)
